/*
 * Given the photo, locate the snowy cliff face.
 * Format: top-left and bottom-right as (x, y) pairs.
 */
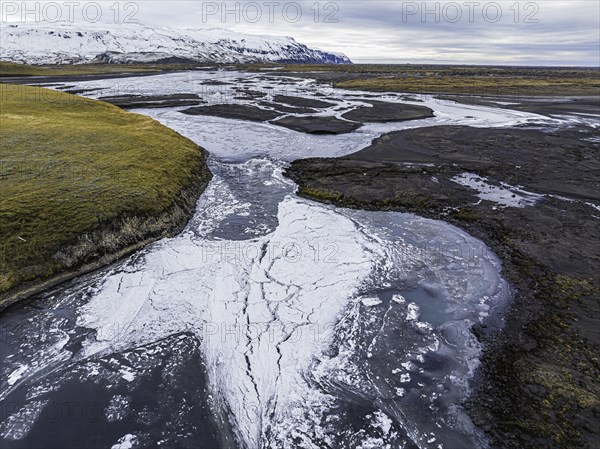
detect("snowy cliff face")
(0, 23), (352, 65)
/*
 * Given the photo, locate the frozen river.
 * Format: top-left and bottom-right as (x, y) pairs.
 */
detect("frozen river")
(0, 70), (559, 449)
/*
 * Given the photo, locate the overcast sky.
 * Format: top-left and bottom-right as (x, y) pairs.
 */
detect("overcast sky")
(3, 1), (599, 65)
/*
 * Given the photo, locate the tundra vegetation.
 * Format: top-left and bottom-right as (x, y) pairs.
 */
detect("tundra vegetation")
(0, 84), (210, 307)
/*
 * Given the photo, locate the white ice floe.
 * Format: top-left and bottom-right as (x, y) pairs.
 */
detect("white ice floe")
(362, 297), (383, 307)
(391, 294), (406, 304)
(585, 202), (600, 212)
(406, 303), (420, 321)
(77, 196), (381, 447)
(6, 365), (27, 386)
(372, 410), (394, 435)
(452, 172), (544, 208)
(111, 434), (138, 449)
(119, 368), (136, 382)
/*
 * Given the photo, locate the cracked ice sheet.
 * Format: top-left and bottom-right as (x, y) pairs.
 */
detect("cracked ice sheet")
(77, 196), (381, 448)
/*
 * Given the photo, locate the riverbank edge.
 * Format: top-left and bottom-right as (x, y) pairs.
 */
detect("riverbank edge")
(0, 151), (212, 313)
(283, 159), (599, 448)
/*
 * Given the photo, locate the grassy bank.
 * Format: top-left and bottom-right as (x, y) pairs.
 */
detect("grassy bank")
(335, 76), (600, 96)
(272, 64), (600, 96)
(0, 84), (211, 308)
(336, 77), (600, 97)
(0, 61), (199, 77)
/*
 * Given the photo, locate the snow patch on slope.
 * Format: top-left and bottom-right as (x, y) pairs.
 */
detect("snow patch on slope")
(0, 22), (351, 65)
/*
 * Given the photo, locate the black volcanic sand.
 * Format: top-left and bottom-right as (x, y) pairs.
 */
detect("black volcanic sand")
(285, 124), (600, 449)
(200, 80), (233, 86)
(61, 87), (104, 95)
(180, 104), (281, 122)
(346, 95), (425, 103)
(235, 88), (267, 99)
(350, 125), (599, 200)
(99, 94), (205, 109)
(54, 84), (102, 94)
(258, 101), (317, 114)
(342, 100), (434, 122)
(272, 94), (336, 109)
(272, 116), (362, 134)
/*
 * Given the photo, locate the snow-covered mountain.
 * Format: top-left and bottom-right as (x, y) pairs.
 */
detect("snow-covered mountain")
(0, 23), (352, 65)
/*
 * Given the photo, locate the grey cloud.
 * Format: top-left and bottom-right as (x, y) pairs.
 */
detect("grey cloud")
(10, 1), (599, 65)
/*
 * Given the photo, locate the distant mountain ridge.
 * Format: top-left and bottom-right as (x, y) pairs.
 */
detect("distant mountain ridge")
(0, 23), (352, 65)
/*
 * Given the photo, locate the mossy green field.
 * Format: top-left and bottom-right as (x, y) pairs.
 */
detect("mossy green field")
(0, 61), (185, 77)
(276, 63), (600, 96)
(0, 84), (209, 303)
